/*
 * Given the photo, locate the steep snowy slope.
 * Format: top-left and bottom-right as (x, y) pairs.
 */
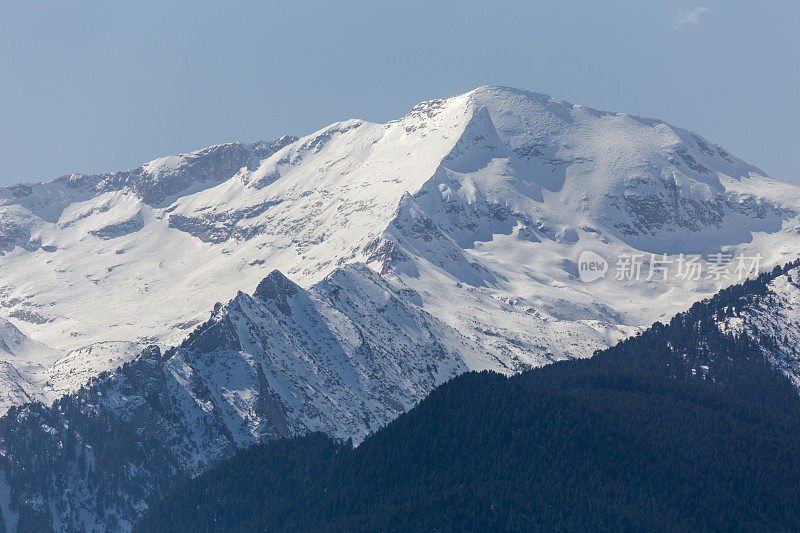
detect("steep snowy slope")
(0, 100), (476, 353)
(2, 86), (800, 407)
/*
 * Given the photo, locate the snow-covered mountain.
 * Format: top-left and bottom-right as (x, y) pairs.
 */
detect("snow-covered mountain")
(1, 86), (800, 529)
(2, 86), (800, 416)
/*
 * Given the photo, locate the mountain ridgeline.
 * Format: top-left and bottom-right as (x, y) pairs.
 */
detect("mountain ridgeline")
(136, 260), (800, 532)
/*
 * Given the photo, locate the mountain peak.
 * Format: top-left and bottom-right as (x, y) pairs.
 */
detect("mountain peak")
(254, 270), (298, 300)
(253, 270), (300, 316)
(467, 84), (564, 104)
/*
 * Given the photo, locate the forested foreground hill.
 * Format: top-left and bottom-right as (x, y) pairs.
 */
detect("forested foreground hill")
(136, 262), (800, 532)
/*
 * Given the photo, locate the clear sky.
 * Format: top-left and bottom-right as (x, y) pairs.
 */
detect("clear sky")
(1, 1), (798, 185)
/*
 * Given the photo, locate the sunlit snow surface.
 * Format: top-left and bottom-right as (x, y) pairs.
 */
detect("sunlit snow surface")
(1, 86), (800, 415)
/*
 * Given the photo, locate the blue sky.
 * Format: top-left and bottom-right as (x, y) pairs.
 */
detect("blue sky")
(1, 1), (798, 185)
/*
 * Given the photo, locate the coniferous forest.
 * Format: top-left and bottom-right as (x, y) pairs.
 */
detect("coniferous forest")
(136, 261), (800, 532)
